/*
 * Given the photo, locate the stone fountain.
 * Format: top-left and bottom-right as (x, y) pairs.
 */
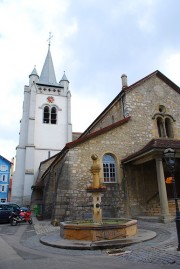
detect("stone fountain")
(60, 154), (137, 241)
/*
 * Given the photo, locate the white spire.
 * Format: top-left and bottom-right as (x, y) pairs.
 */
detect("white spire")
(60, 71), (69, 82)
(29, 66), (39, 78)
(38, 43), (58, 86)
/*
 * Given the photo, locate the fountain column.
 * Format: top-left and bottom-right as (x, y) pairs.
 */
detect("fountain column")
(90, 154), (103, 223)
(60, 154), (138, 241)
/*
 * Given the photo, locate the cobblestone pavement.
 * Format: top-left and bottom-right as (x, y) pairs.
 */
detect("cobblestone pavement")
(31, 218), (180, 266)
(111, 220), (180, 266)
(33, 221), (59, 235)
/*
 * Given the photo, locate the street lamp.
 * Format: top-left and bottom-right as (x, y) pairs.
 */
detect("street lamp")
(163, 148), (180, 251)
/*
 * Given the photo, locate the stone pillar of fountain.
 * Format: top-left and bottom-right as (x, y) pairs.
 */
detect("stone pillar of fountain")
(90, 154), (103, 223)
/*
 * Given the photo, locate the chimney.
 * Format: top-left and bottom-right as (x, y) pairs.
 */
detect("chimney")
(121, 74), (128, 89)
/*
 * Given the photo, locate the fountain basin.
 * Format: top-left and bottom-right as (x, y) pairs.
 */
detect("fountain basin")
(60, 218), (137, 241)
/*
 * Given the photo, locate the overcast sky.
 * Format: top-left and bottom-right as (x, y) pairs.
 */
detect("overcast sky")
(1, 0), (180, 161)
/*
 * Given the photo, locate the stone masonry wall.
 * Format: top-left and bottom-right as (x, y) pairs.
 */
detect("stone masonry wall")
(46, 75), (180, 223)
(125, 160), (159, 217)
(43, 171), (55, 219)
(52, 135), (127, 223)
(124, 77), (180, 152)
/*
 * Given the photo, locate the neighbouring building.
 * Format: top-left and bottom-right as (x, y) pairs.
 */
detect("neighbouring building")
(12, 43), (73, 206)
(32, 70), (180, 224)
(0, 155), (13, 203)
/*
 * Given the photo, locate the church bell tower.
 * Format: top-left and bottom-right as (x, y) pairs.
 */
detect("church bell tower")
(12, 40), (72, 205)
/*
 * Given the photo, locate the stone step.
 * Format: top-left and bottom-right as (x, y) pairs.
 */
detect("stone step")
(137, 216), (160, 222)
(146, 199), (180, 216)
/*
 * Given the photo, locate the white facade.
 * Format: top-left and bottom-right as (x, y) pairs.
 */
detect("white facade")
(12, 46), (72, 205)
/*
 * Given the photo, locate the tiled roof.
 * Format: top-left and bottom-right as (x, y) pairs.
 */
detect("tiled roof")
(122, 139), (180, 163)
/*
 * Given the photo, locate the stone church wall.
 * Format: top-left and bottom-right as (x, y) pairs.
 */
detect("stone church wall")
(51, 133), (128, 223)
(42, 170), (56, 219)
(125, 160), (159, 217)
(124, 76), (180, 149)
(42, 75), (180, 223)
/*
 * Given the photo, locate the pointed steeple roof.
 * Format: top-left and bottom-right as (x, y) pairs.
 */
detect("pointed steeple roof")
(38, 46), (58, 86)
(60, 71), (69, 82)
(29, 67), (39, 78)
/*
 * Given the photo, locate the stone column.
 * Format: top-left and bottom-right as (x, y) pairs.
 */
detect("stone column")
(155, 157), (171, 223)
(90, 155), (102, 223)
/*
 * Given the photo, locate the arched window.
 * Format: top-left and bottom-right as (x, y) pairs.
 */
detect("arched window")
(103, 154), (116, 183)
(51, 107), (57, 124)
(157, 117), (165, 137)
(154, 105), (175, 139)
(156, 116), (174, 138)
(43, 106), (57, 124)
(43, 106), (49, 123)
(2, 175), (7, 182)
(0, 185), (5, 192)
(165, 118), (173, 138)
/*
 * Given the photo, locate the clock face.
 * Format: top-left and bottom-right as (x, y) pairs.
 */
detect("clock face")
(47, 96), (54, 103)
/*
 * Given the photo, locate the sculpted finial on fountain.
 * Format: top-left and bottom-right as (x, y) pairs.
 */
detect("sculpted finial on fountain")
(90, 154), (100, 188)
(91, 154), (98, 161)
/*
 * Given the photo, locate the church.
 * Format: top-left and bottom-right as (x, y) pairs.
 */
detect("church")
(12, 43), (180, 224)
(12, 42), (72, 206)
(32, 67), (180, 224)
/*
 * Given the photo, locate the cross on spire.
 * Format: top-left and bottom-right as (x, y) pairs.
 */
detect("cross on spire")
(47, 32), (53, 47)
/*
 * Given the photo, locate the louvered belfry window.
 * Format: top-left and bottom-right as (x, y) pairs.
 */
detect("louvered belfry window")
(43, 106), (57, 124)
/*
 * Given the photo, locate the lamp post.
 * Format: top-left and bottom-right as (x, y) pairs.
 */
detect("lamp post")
(163, 148), (180, 251)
